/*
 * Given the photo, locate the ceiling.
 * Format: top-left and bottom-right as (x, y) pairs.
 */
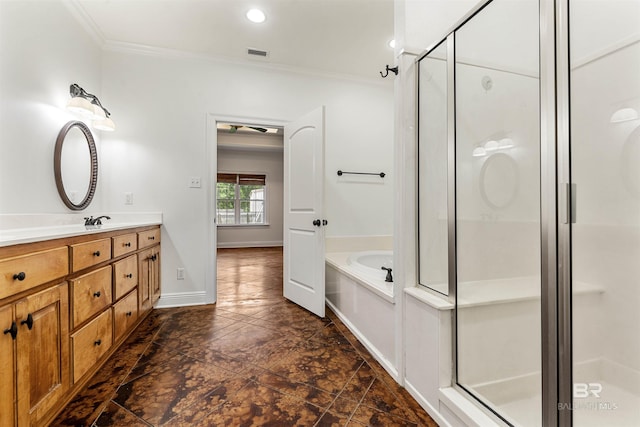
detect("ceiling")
(72, 0), (396, 80)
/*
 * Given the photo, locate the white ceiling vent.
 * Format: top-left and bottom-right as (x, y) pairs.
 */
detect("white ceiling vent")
(247, 48), (268, 58)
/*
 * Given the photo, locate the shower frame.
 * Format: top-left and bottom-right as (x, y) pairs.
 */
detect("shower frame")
(415, 0), (575, 425)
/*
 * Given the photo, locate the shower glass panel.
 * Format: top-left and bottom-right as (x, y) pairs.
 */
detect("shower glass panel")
(570, 1), (640, 425)
(418, 40), (449, 295)
(455, 0), (540, 425)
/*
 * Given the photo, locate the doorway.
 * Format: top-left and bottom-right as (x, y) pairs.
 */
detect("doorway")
(208, 116), (285, 306)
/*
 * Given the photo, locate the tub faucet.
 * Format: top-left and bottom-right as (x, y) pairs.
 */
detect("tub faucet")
(84, 215), (111, 226)
(381, 267), (393, 283)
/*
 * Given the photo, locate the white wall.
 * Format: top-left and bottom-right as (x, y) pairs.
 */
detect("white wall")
(216, 143), (284, 248)
(99, 47), (394, 304)
(0, 1), (103, 215)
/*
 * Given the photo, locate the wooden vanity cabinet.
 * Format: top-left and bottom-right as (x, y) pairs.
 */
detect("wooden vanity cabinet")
(0, 304), (17, 427)
(0, 224), (161, 426)
(138, 235), (161, 316)
(0, 283), (69, 427)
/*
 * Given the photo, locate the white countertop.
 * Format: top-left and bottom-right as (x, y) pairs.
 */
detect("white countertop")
(0, 213), (162, 247)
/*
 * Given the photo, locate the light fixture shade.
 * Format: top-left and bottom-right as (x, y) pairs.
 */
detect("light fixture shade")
(472, 147), (487, 157)
(610, 107), (639, 123)
(484, 140), (499, 151)
(67, 96), (94, 117)
(92, 104), (106, 120)
(93, 117), (115, 131)
(499, 138), (515, 149)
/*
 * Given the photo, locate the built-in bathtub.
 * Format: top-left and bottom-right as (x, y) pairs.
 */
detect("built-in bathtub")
(346, 250), (393, 287)
(325, 249), (397, 380)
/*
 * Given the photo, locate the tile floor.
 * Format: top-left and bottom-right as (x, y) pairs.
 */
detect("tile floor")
(54, 247), (438, 426)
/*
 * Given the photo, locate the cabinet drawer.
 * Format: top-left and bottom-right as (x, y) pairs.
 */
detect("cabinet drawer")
(112, 233), (137, 258)
(138, 228), (160, 249)
(71, 239), (112, 272)
(71, 309), (112, 382)
(113, 255), (138, 300)
(71, 266), (112, 328)
(113, 289), (138, 341)
(0, 247), (68, 299)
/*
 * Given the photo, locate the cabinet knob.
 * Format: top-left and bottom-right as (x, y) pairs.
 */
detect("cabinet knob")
(148, 236), (155, 240)
(93, 251), (101, 257)
(124, 242), (131, 247)
(3, 322), (17, 340)
(94, 339), (102, 346)
(93, 291), (101, 298)
(13, 272), (26, 281)
(126, 311), (133, 317)
(125, 273), (133, 279)
(20, 313), (33, 330)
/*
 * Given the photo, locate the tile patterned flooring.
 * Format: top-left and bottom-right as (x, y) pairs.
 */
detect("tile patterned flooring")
(54, 247), (438, 426)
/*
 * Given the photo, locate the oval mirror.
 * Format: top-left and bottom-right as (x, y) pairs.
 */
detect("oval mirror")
(54, 121), (98, 210)
(479, 153), (519, 210)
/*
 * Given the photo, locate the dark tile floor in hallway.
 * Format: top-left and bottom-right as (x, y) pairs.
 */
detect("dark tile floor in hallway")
(54, 247), (438, 426)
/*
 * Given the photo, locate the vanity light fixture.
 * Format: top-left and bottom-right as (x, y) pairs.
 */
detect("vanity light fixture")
(246, 8), (266, 23)
(610, 107), (639, 124)
(66, 83), (115, 131)
(499, 137), (514, 149)
(472, 146), (487, 157)
(484, 140), (499, 151)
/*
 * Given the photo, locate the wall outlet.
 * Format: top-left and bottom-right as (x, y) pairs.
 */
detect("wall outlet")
(189, 176), (201, 188)
(124, 192), (134, 205)
(176, 268), (185, 280)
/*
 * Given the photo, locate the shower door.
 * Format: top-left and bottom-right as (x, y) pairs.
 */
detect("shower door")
(454, 0), (541, 425)
(568, 1), (640, 425)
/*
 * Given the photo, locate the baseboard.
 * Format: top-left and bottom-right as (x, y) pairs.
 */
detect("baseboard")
(326, 299), (399, 381)
(404, 380), (452, 427)
(154, 291), (213, 308)
(216, 241), (283, 248)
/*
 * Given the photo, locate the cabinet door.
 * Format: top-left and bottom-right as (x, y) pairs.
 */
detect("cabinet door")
(138, 247), (153, 315)
(16, 283), (69, 426)
(0, 304), (16, 427)
(150, 247), (161, 306)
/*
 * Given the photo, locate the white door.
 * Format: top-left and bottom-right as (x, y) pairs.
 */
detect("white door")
(283, 107), (326, 317)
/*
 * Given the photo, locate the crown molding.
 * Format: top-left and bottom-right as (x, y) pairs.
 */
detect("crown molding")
(63, 0), (105, 47)
(102, 40), (393, 88)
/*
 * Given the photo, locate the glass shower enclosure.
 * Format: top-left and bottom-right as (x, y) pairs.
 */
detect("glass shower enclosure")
(416, 0), (640, 425)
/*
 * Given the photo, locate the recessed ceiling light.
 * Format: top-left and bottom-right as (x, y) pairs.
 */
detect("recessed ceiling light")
(246, 9), (266, 23)
(388, 39), (396, 49)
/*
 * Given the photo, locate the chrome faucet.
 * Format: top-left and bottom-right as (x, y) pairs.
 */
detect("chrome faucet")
(84, 215), (111, 226)
(381, 267), (393, 283)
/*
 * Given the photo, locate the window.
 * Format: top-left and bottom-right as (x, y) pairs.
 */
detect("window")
(216, 173), (266, 225)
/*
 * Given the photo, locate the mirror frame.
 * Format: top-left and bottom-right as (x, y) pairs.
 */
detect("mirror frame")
(54, 120), (98, 211)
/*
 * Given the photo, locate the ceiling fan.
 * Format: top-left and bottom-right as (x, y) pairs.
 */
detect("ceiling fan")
(217, 123), (281, 134)
(228, 124), (268, 133)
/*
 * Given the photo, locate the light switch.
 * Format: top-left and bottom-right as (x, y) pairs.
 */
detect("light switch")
(177, 268), (185, 280)
(125, 192), (133, 205)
